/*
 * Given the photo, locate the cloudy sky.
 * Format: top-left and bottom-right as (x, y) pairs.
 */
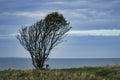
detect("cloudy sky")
(0, 0), (120, 58)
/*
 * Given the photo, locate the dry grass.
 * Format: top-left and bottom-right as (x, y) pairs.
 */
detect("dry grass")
(0, 65), (119, 80)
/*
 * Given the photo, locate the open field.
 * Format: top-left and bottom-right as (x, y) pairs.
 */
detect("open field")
(0, 65), (120, 80)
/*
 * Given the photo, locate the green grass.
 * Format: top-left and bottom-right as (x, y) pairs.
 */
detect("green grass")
(0, 65), (120, 80)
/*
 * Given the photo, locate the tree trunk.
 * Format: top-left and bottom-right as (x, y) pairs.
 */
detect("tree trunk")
(34, 55), (45, 69)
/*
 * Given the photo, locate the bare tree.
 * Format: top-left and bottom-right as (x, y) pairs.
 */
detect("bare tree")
(17, 12), (71, 69)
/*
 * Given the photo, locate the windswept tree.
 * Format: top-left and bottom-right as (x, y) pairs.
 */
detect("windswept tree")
(17, 12), (71, 69)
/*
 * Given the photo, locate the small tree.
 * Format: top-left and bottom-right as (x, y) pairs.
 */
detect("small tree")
(17, 12), (71, 69)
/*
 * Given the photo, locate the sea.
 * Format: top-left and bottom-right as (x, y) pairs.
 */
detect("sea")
(0, 58), (120, 70)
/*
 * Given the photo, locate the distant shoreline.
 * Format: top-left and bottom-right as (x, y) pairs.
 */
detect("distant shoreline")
(0, 58), (119, 70)
(0, 57), (120, 59)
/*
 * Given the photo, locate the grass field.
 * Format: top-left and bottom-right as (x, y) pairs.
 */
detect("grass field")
(0, 65), (120, 80)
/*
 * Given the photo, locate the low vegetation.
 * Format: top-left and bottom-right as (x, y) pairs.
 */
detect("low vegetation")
(0, 65), (119, 80)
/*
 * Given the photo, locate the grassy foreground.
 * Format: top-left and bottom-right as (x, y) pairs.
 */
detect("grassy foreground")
(0, 65), (120, 80)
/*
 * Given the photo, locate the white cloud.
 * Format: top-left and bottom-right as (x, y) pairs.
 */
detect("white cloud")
(1, 29), (120, 39)
(44, 1), (65, 5)
(0, 0), (13, 1)
(0, 33), (19, 39)
(8, 33), (19, 37)
(67, 29), (120, 36)
(1, 11), (47, 18)
(15, 12), (45, 18)
(43, 0), (89, 6)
